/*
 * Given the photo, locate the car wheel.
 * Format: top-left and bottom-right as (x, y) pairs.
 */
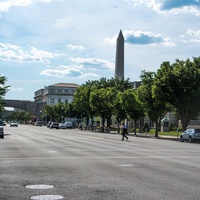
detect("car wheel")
(180, 136), (184, 142)
(189, 136), (193, 143)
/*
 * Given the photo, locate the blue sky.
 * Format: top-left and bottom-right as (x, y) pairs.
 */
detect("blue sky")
(1, 0), (200, 100)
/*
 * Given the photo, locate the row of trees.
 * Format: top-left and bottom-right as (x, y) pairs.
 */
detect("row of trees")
(44, 57), (200, 137)
(0, 75), (9, 116)
(5, 111), (33, 123)
(1, 57), (200, 137)
(43, 58), (200, 136)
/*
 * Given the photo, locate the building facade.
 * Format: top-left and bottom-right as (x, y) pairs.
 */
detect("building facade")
(34, 83), (80, 105)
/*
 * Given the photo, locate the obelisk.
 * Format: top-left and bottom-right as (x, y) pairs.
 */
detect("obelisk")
(115, 30), (124, 80)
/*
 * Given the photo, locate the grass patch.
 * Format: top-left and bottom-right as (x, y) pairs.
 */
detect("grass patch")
(148, 129), (181, 137)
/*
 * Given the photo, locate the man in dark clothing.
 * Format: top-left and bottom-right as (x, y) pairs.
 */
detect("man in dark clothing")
(121, 123), (128, 141)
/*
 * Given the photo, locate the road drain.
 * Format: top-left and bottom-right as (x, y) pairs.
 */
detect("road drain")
(26, 185), (54, 189)
(30, 195), (64, 200)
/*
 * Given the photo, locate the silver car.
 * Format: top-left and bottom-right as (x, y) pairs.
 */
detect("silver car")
(0, 120), (4, 139)
(65, 121), (73, 129)
(180, 128), (200, 143)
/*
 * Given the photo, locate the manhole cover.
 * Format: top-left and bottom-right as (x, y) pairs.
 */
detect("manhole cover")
(26, 185), (54, 189)
(30, 195), (64, 200)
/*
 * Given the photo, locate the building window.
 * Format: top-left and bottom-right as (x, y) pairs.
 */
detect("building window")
(50, 98), (54, 103)
(58, 99), (61, 103)
(65, 99), (68, 104)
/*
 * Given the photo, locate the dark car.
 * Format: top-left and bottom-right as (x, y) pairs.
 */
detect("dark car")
(180, 128), (200, 143)
(50, 122), (59, 129)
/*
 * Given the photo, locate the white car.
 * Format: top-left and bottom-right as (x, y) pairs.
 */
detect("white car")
(59, 123), (67, 129)
(0, 120), (4, 138)
(10, 121), (18, 127)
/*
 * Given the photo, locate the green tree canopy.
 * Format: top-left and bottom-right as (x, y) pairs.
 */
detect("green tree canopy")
(121, 89), (144, 134)
(154, 57), (200, 130)
(138, 71), (168, 137)
(0, 75), (9, 112)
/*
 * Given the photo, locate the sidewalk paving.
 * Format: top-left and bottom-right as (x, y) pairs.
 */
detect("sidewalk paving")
(109, 130), (180, 141)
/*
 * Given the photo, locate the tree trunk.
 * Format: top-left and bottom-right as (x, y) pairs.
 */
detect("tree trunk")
(117, 120), (120, 133)
(101, 118), (105, 132)
(155, 121), (159, 137)
(134, 120), (137, 135)
(106, 117), (111, 128)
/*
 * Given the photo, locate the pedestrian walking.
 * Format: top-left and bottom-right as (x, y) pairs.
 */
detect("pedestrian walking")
(121, 123), (128, 141)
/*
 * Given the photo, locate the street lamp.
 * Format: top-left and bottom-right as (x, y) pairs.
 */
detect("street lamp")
(60, 107), (64, 123)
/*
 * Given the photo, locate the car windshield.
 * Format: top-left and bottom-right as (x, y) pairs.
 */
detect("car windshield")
(0, 121), (3, 126)
(195, 129), (200, 133)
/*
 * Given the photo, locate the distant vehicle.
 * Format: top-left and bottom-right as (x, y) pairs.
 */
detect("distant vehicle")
(50, 122), (59, 129)
(47, 121), (52, 128)
(10, 121), (18, 127)
(0, 120), (4, 138)
(65, 121), (73, 129)
(35, 121), (42, 126)
(180, 128), (200, 143)
(59, 123), (67, 129)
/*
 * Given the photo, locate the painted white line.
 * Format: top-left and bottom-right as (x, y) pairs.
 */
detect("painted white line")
(1, 156), (200, 160)
(8, 135), (14, 139)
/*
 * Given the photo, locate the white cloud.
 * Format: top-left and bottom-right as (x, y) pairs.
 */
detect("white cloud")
(67, 44), (85, 50)
(10, 86), (24, 91)
(105, 30), (174, 47)
(186, 29), (200, 38)
(0, 0), (32, 12)
(40, 65), (99, 78)
(126, 0), (200, 16)
(0, 43), (63, 63)
(71, 57), (114, 70)
(180, 29), (200, 43)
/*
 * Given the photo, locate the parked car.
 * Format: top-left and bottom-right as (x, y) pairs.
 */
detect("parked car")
(0, 120), (4, 138)
(47, 121), (52, 128)
(35, 121), (42, 126)
(10, 121), (18, 127)
(65, 121), (73, 129)
(50, 122), (59, 129)
(59, 123), (67, 129)
(180, 128), (200, 143)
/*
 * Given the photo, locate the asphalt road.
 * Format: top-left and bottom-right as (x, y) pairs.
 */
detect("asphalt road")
(0, 124), (200, 200)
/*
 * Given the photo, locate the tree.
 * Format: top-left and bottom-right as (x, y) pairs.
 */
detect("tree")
(44, 105), (56, 121)
(112, 91), (127, 133)
(73, 80), (96, 127)
(90, 87), (115, 132)
(0, 75), (9, 112)
(154, 58), (200, 131)
(138, 71), (168, 137)
(121, 89), (144, 135)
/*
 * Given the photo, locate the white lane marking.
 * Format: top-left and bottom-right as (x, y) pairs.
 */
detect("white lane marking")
(26, 184), (54, 189)
(8, 135), (14, 139)
(30, 195), (64, 200)
(1, 156), (200, 160)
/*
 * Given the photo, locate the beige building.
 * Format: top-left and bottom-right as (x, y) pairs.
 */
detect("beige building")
(34, 83), (80, 105)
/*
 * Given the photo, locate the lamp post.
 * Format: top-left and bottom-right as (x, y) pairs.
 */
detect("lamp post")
(39, 110), (42, 121)
(60, 107), (64, 123)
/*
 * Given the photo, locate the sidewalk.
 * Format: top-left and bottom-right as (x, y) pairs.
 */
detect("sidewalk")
(110, 130), (179, 141)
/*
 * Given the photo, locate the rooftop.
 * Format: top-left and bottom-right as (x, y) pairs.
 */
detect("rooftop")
(49, 83), (80, 88)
